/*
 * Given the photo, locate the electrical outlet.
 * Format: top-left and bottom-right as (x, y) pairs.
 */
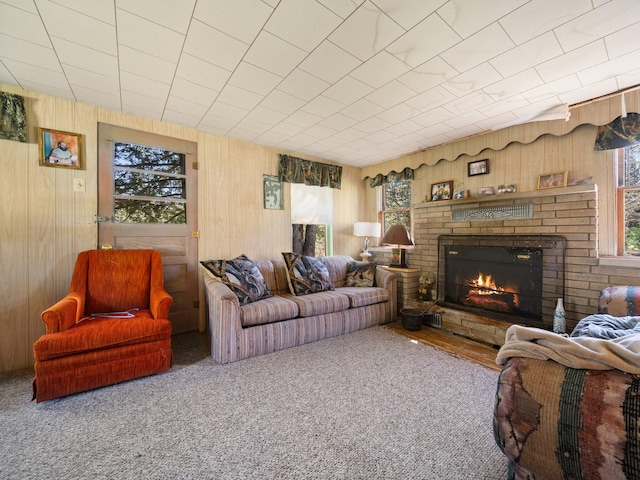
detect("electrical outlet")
(73, 178), (86, 192)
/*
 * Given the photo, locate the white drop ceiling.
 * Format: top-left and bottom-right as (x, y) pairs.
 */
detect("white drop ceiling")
(1, 0), (640, 167)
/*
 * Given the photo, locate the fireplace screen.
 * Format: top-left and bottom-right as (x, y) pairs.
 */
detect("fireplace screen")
(438, 235), (565, 328)
(444, 245), (543, 320)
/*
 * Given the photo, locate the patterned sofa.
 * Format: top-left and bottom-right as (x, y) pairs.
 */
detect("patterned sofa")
(493, 286), (640, 480)
(203, 254), (397, 364)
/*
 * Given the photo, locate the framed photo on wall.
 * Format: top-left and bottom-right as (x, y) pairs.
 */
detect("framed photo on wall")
(468, 159), (489, 176)
(431, 180), (453, 201)
(537, 171), (567, 189)
(38, 128), (83, 169)
(263, 175), (283, 210)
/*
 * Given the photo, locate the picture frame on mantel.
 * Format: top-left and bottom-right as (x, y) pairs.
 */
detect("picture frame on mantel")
(537, 171), (567, 190)
(431, 180), (453, 201)
(468, 159), (489, 176)
(38, 128), (84, 169)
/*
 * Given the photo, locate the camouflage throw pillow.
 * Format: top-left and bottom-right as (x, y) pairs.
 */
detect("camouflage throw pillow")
(345, 261), (377, 287)
(281, 252), (334, 296)
(201, 255), (272, 305)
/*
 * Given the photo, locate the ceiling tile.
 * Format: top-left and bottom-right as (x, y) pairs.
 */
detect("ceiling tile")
(441, 63), (502, 98)
(228, 62), (282, 96)
(0, 62), (18, 86)
(316, 0), (364, 19)
(484, 69), (544, 101)
(298, 41), (362, 84)
(52, 0), (115, 24)
(616, 68), (640, 90)
(350, 51), (410, 89)
(535, 40), (608, 83)
(352, 116), (391, 134)
(244, 31), (307, 76)
(499, 0), (592, 45)
(0, 34), (60, 72)
(205, 102), (248, 123)
(162, 108), (201, 128)
(277, 69), (330, 101)
(63, 64), (120, 96)
(318, 113), (359, 131)
(387, 14), (462, 68)
(373, 0), (442, 30)
(577, 49), (640, 86)
(194, 0), (272, 44)
(17, 79), (74, 100)
(121, 90), (165, 115)
(175, 53), (232, 92)
(300, 95), (344, 118)
(183, 19), (248, 71)
(376, 103), (420, 124)
(117, 0), (194, 33)
(604, 20), (640, 59)
(519, 74), (582, 103)
(245, 105), (288, 126)
(282, 110), (323, 128)
(265, 0), (341, 52)
(116, 9), (184, 62)
(51, 37), (118, 78)
(405, 86), (456, 112)
(444, 91), (495, 116)
(72, 85), (121, 110)
(438, 0), (528, 38)
(559, 77), (619, 105)
(329, 1), (404, 61)
(397, 56), (459, 93)
(216, 84), (263, 110)
(440, 22), (514, 73)
(120, 71), (170, 99)
(0, 2), (51, 47)
(323, 76), (373, 104)
(489, 32), (563, 78)
(411, 106), (454, 128)
(260, 90), (306, 116)
(2, 58), (68, 90)
(340, 98), (384, 121)
(119, 46), (175, 84)
(165, 96), (208, 120)
(554, 0), (640, 52)
(384, 119), (424, 137)
(478, 95), (529, 118)
(36, 1), (116, 55)
(170, 77), (219, 106)
(365, 80), (416, 109)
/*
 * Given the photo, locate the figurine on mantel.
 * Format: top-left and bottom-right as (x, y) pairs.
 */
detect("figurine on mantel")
(418, 275), (435, 302)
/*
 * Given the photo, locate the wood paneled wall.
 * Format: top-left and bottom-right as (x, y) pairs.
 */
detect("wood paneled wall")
(0, 84), (367, 372)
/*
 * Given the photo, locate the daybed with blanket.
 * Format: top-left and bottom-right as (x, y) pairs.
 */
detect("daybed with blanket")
(202, 254), (397, 364)
(493, 285), (640, 480)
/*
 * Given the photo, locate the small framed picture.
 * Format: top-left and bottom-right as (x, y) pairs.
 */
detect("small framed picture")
(431, 180), (453, 201)
(497, 184), (516, 194)
(537, 171), (567, 190)
(38, 128), (83, 169)
(468, 159), (489, 176)
(263, 175), (283, 210)
(477, 186), (494, 196)
(452, 189), (470, 199)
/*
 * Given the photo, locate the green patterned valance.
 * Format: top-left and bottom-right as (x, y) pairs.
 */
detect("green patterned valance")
(594, 113), (640, 150)
(369, 167), (414, 187)
(278, 154), (342, 189)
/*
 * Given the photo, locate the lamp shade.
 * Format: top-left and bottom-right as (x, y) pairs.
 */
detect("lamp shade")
(353, 222), (381, 238)
(381, 224), (413, 246)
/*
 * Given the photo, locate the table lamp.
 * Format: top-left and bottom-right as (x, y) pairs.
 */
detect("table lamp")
(381, 224), (413, 268)
(353, 222), (381, 262)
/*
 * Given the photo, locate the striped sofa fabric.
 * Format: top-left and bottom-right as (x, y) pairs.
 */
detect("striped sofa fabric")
(493, 285), (640, 479)
(204, 255), (397, 364)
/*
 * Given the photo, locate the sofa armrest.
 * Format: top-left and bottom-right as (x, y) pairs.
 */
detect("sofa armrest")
(376, 267), (398, 320)
(41, 292), (84, 334)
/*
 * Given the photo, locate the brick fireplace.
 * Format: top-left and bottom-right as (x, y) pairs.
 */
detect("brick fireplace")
(404, 185), (598, 346)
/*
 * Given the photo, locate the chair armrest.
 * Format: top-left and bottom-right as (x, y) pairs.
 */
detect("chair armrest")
(150, 286), (173, 319)
(41, 293), (83, 334)
(598, 286), (640, 316)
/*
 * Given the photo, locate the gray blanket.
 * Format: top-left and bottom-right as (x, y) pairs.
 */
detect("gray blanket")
(496, 324), (640, 373)
(570, 314), (640, 339)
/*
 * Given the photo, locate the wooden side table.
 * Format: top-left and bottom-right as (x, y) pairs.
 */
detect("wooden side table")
(381, 266), (421, 317)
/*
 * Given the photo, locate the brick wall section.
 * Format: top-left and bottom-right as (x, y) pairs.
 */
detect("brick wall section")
(403, 185), (637, 335)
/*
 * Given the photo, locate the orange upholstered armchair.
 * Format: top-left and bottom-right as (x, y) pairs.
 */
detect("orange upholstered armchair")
(33, 249), (173, 402)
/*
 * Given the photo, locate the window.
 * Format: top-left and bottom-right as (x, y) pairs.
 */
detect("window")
(113, 142), (187, 224)
(290, 183), (333, 256)
(618, 144), (640, 255)
(381, 180), (412, 234)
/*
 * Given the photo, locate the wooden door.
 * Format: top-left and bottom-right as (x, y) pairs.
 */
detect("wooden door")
(97, 124), (198, 334)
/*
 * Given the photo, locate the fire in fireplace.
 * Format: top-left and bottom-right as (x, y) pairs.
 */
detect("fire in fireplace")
(438, 235), (566, 328)
(444, 245), (543, 320)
